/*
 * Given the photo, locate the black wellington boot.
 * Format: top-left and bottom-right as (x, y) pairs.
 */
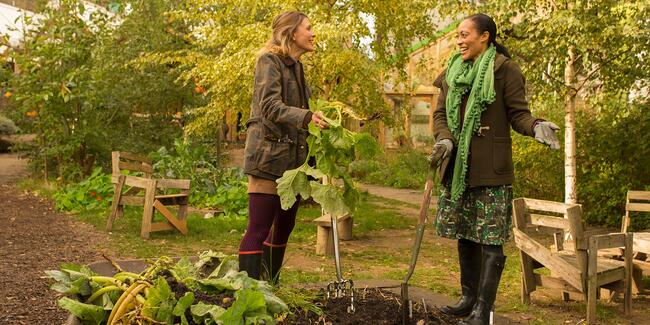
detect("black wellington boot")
(238, 253), (262, 280)
(459, 249), (506, 325)
(262, 245), (286, 285)
(440, 239), (482, 317)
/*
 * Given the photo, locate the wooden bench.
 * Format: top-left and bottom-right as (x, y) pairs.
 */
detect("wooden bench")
(313, 214), (353, 255)
(106, 151), (191, 239)
(513, 198), (633, 324)
(620, 190), (650, 294)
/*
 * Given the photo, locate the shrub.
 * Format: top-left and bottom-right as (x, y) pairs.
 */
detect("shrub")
(351, 149), (430, 189)
(53, 167), (113, 212)
(0, 115), (18, 135)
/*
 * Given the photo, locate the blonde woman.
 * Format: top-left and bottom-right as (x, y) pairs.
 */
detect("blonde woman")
(239, 11), (328, 282)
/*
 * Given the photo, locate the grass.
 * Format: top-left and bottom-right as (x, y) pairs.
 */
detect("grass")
(17, 177), (649, 324)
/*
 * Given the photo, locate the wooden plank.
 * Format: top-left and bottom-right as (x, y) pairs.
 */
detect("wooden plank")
(118, 151), (152, 164)
(534, 274), (581, 293)
(111, 151), (120, 175)
(530, 214), (570, 229)
(554, 232), (565, 252)
(523, 198), (570, 214)
(513, 228), (583, 290)
(626, 203), (650, 213)
(513, 198), (536, 303)
(628, 191), (650, 201)
(153, 200), (188, 235)
(316, 226), (333, 255)
(624, 234), (633, 315)
(592, 233), (627, 250)
(566, 205), (588, 251)
(106, 175), (125, 231)
(156, 178), (191, 190)
(112, 175), (150, 189)
(313, 214), (350, 227)
(119, 161), (153, 174)
(141, 180), (156, 239)
(150, 222), (176, 232)
(587, 236), (598, 324)
(596, 268), (625, 287)
(633, 233), (650, 254)
(120, 196), (145, 206)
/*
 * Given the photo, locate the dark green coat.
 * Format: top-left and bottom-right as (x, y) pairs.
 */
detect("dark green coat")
(433, 53), (538, 187)
(244, 52), (312, 181)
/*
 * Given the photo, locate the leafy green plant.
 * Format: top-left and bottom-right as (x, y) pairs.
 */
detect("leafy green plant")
(53, 168), (114, 212)
(151, 139), (248, 217)
(46, 251), (291, 325)
(350, 149), (430, 189)
(277, 99), (378, 217)
(0, 114), (18, 135)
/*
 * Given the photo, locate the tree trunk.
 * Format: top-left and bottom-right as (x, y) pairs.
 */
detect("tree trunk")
(564, 47), (577, 204)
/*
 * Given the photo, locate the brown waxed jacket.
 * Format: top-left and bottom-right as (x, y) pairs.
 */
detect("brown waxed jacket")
(244, 52), (312, 181)
(433, 53), (538, 187)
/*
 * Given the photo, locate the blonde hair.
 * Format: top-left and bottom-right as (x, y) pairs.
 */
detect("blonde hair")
(261, 11), (308, 56)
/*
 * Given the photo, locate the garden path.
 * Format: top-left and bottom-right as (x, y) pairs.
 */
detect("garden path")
(0, 153), (106, 325)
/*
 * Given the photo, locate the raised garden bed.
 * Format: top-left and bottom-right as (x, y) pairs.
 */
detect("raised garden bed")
(59, 257), (456, 325)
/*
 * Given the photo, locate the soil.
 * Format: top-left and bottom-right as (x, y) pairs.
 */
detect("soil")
(284, 288), (456, 325)
(0, 153), (107, 325)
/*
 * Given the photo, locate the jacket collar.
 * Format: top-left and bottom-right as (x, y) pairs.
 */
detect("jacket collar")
(280, 54), (298, 67)
(493, 53), (508, 72)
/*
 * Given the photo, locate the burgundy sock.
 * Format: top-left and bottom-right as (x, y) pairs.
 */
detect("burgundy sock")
(239, 193), (279, 253)
(264, 199), (299, 247)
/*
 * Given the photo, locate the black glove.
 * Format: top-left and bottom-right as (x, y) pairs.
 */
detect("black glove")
(428, 139), (453, 167)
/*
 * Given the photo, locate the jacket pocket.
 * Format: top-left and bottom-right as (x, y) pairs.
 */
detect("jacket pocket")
(261, 118), (283, 141)
(493, 137), (513, 175)
(257, 141), (296, 177)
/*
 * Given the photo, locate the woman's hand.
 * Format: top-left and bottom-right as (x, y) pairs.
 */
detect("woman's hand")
(311, 111), (329, 129)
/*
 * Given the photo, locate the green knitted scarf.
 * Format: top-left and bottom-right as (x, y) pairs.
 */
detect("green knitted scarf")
(445, 45), (496, 202)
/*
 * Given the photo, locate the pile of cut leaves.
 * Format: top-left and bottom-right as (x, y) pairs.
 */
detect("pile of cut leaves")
(46, 251), (293, 325)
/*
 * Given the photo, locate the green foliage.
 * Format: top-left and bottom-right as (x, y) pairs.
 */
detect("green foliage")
(351, 149), (430, 189)
(151, 139), (248, 217)
(433, 1), (649, 99)
(46, 253), (289, 325)
(277, 99), (376, 216)
(576, 98), (650, 228)
(141, 0), (435, 136)
(0, 114), (18, 135)
(53, 168), (113, 212)
(4, 0), (198, 180)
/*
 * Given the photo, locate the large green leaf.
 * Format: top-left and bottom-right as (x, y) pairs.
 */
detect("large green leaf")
(276, 166), (310, 210)
(310, 181), (349, 217)
(58, 297), (106, 325)
(218, 289), (267, 325)
(191, 302), (226, 323)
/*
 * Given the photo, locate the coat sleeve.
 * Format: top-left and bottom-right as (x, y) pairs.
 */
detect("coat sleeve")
(433, 70), (454, 142)
(254, 54), (310, 129)
(503, 60), (537, 136)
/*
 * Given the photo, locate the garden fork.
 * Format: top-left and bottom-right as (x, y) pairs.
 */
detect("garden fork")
(326, 212), (355, 313)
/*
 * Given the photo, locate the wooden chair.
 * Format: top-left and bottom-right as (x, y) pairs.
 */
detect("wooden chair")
(620, 190), (650, 293)
(512, 198), (633, 324)
(106, 151), (190, 239)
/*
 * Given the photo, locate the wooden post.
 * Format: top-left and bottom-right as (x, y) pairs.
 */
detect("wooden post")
(587, 236), (598, 324)
(624, 233), (633, 316)
(141, 179), (157, 239)
(512, 198), (535, 304)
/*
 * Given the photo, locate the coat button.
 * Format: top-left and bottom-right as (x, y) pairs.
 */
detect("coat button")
(300, 146), (305, 149)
